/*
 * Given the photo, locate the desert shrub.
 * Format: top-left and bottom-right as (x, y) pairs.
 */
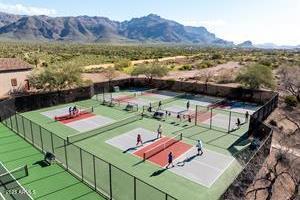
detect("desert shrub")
(211, 53), (222, 60)
(216, 71), (236, 84)
(284, 95), (298, 107)
(196, 60), (214, 69)
(114, 59), (131, 71)
(179, 65), (193, 71)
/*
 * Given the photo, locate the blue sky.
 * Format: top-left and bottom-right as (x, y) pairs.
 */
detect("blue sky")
(1, 0), (299, 45)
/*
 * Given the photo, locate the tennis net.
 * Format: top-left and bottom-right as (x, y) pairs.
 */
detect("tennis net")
(67, 114), (143, 143)
(153, 93), (187, 107)
(139, 88), (159, 96)
(0, 162), (32, 200)
(54, 107), (94, 121)
(143, 133), (182, 160)
(105, 98), (139, 112)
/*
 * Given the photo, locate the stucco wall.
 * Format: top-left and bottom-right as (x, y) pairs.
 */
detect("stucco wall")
(0, 70), (32, 97)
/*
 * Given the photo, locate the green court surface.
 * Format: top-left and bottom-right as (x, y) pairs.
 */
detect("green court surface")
(73, 117), (243, 200)
(0, 124), (104, 200)
(3, 90), (254, 200)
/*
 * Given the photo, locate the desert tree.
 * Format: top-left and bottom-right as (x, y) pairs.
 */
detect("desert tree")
(28, 64), (84, 91)
(102, 66), (118, 90)
(236, 64), (275, 89)
(131, 60), (169, 82)
(279, 66), (300, 101)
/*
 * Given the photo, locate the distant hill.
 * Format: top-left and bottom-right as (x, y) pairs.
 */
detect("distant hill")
(0, 12), (233, 46)
(254, 43), (300, 49)
(237, 40), (253, 48)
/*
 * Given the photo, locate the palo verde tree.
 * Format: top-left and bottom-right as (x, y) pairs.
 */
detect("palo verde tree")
(28, 64), (84, 91)
(236, 64), (275, 89)
(131, 60), (169, 82)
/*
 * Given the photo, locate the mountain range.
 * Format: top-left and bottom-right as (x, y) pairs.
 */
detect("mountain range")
(0, 12), (235, 46)
(0, 12), (298, 48)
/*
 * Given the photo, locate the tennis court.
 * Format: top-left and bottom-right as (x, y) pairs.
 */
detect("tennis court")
(0, 124), (104, 200)
(3, 88), (262, 200)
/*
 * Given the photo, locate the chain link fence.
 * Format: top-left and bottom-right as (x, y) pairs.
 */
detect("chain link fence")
(0, 99), (177, 200)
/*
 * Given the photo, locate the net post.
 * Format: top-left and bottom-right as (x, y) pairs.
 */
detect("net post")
(227, 111), (232, 133)
(143, 153), (146, 161)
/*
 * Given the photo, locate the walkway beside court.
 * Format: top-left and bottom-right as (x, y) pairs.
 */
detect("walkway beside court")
(0, 124), (104, 200)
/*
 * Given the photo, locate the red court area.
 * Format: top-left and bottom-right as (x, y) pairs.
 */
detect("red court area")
(56, 113), (95, 124)
(115, 95), (135, 101)
(134, 137), (192, 167)
(193, 111), (216, 122)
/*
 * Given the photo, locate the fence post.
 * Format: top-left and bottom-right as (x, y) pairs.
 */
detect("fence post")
(209, 108), (213, 129)
(80, 149), (84, 181)
(228, 111), (232, 133)
(195, 105), (198, 126)
(93, 155), (97, 191)
(15, 114), (19, 133)
(109, 163), (113, 200)
(40, 126), (44, 152)
(134, 177), (137, 200)
(30, 121), (34, 144)
(64, 140), (69, 170)
(9, 115), (13, 129)
(50, 133), (55, 153)
(20, 116), (25, 138)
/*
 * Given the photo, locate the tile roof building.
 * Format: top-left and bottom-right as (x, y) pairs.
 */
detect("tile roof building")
(0, 58), (33, 97)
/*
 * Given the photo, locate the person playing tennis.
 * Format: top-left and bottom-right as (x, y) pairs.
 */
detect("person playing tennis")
(196, 139), (203, 156)
(186, 100), (190, 110)
(157, 124), (162, 138)
(136, 134), (143, 146)
(245, 111), (249, 122)
(236, 118), (241, 128)
(68, 107), (72, 116)
(166, 152), (174, 169)
(158, 101), (162, 109)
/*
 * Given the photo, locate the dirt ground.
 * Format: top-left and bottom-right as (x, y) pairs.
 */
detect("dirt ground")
(83, 56), (187, 70)
(245, 68), (300, 200)
(83, 61), (243, 85)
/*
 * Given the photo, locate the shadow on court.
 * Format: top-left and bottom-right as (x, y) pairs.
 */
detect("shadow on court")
(150, 168), (167, 177)
(123, 138), (157, 154)
(176, 154), (199, 167)
(33, 160), (51, 168)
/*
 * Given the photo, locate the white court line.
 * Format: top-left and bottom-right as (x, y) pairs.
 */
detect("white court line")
(0, 192), (5, 200)
(208, 157), (235, 187)
(0, 162), (33, 199)
(172, 147), (235, 187)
